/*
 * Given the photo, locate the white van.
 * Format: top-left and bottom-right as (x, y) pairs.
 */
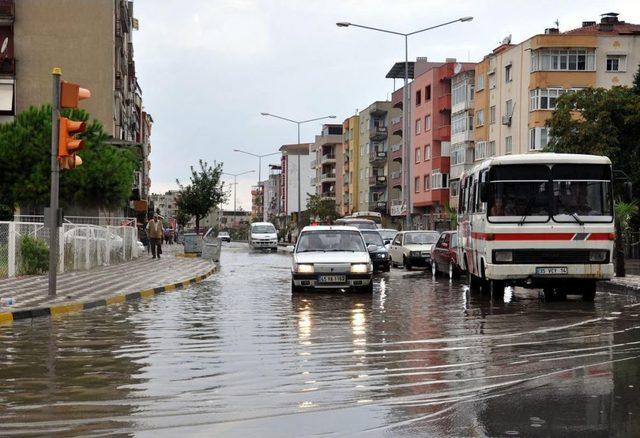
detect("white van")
(249, 222), (278, 251)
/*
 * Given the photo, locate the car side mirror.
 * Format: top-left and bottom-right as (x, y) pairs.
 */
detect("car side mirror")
(286, 245), (295, 253)
(479, 181), (489, 202)
(624, 182), (633, 203)
(367, 244), (378, 252)
(441, 242), (448, 249)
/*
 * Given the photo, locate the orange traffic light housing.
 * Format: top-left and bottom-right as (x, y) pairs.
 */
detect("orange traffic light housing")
(58, 117), (86, 170)
(60, 81), (91, 109)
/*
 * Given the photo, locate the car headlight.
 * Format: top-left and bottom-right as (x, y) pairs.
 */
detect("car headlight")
(295, 263), (314, 273)
(351, 263), (370, 274)
(589, 250), (608, 262)
(494, 250), (513, 263)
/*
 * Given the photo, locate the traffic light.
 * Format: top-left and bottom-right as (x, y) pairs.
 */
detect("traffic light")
(58, 117), (86, 170)
(57, 80), (90, 170)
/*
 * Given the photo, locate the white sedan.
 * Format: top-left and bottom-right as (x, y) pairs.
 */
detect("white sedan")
(290, 226), (374, 293)
(389, 231), (440, 270)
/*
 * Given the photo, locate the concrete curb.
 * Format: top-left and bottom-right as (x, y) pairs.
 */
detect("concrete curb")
(0, 265), (217, 326)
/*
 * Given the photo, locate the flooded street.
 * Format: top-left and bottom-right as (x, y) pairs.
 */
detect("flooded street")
(1, 242), (640, 436)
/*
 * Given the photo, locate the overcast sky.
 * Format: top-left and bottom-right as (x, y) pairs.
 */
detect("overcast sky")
(134, 0), (640, 210)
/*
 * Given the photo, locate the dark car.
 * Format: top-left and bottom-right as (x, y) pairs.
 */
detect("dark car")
(431, 231), (462, 278)
(360, 230), (390, 273)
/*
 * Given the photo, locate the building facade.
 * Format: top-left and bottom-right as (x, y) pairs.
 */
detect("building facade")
(149, 190), (179, 220)
(341, 115), (360, 215)
(279, 143), (313, 218)
(311, 124), (343, 205)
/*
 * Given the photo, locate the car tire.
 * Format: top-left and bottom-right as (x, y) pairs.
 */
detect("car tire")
(543, 286), (555, 302)
(384, 265), (391, 273)
(361, 281), (374, 293)
(431, 262), (438, 277)
(490, 280), (505, 301)
(467, 270), (481, 292)
(403, 256), (412, 271)
(582, 281), (597, 302)
(291, 280), (303, 294)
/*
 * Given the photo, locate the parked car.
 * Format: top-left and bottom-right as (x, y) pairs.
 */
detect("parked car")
(290, 226), (374, 293)
(431, 231), (462, 278)
(249, 222), (278, 251)
(360, 230), (390, 273)
(333, 218), (378, 230)
(389, 230), (440, 270)
(218, 231), (231, 242)
(378, 229), (398, 248)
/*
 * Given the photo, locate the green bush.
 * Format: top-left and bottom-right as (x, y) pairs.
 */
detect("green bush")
(19, 236), (49, 275)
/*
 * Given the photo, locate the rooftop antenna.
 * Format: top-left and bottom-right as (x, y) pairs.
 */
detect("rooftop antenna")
(554, 19), (560, 30)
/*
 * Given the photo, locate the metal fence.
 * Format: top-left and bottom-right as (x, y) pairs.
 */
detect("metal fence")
(625, 232), (640, 259)
(0, 221), (140, 279)
(14, 215), (137, 227)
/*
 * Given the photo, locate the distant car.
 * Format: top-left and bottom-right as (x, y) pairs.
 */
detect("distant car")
(389, 231), (440, 270)
(378, 229), (398, 248)
(431, 231), (462, 278)
(218, 231), (231, 242)
(360, 230), (390, 273)
(333, 218), (378, 230)
(250, 222), (278, 251)
(290, 226), (374, 293)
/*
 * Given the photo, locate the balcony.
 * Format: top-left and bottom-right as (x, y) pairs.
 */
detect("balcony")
(369, 175), (387, 186)
(369, 149), (387, 165)
(320, 171), (336, 182)
(343, 193), (350, 204)
(391, 171), (402, 188)
(369, 201), (388, 213)
(343, 173), (350, 185)
(370, 103), (388, 116)
(343, 151), (350, 164)
(434, 124), (451, 141)
(321, 152), (336, 163)
(391, 116), (402, 135)
(320, 191), (335, 199)
(438, 63), (454, 82)
(0, 58), (15, 75)
(370, 125), (388, 141)
(437, 94), (451, 112)
(0, 0), (14, 23)
(391, 143), (403, 161)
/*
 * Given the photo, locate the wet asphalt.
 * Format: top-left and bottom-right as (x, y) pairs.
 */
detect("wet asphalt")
(1, 242), (640, 437)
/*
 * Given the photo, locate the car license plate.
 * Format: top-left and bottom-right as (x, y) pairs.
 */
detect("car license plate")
(319, 275), (346, 283)
(535, 266), (568, 275)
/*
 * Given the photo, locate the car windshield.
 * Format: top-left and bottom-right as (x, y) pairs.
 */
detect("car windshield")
(252, 225), (276, 233)
(296, 230), (366, 252)
(378, 230), (397, 241)
(404, 232), (438, 245)
(219, 232), (229, 236)
(360, 231), (384, 246)
(552, 165), (613, 222)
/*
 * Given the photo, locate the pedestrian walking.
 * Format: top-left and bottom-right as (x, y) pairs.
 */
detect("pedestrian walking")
(147, 214), (164, 259)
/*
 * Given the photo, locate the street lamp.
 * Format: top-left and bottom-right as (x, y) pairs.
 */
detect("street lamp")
(233, 148), (281, 222)
(260, 112), (336, 226)
(337, 17), (473, 229)
(222, 170), (255, 228)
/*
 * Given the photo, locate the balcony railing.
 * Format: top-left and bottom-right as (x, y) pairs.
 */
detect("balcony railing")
(391, 171), (402, 187)
(320, 192), (335, 199)
(434, 124), (451, 141)
(369, 201), (388, 212)
(370, 126), (388, 140)
(437, 94), (451, 112)
(369, 175), (387, 186)
(391, 144), (403, 161)
(321, 153), (336, 162)
(438, 63), (454, 81)
(343, 173), (350, 184)
(369, 149), (387, 164)
(0, 0), (14, 20)
(320, 172), (336, 181)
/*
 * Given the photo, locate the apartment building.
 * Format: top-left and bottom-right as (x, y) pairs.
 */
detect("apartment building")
(311, 124), (343, 204)
(279, 143), (313, 218)
(474, 13), (640, 160)
(411, 60), (474, 229)
(263, 165), (282, 220)
(149, 190), (179, 220)
(341, 115), (360, 215)
(12, 0), (153, 216)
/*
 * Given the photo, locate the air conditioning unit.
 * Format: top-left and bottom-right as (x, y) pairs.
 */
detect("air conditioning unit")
(501, 115), (512, 126)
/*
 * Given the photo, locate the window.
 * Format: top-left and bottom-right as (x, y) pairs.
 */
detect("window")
(489, 72), (496, 89)
(432, 172), (449, 189)
(424, 144), (431, 160)
(606, 55), (626, 72)
(531, 48), (596, 72)
(415, 118), (422, 134)
(416, 89), (422, 106)
(505, 99), (513, 116)
(452, 112), (471, 134)
(476, 74), (484, 91)
(424, 175), (429, 191)
(450, 180), (460, 197)
(425, 85), (431, 100)
(452, 81), (467, 105)
(476, 109), (484, 126)
(425, 114), (431, 130)
(489, 106), (496, 124)
(451, 146), (466, 165)
(505, 136), (513, 154)
(414, 177), (420, 193)
(415, 147), (421, 163)
(529, 127), (550, 150)
(475, 140), (495, 160)
(505, 64), (512, 82)
(529, 88), (577, 111)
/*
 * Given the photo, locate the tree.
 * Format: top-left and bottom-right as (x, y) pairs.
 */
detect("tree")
(0, 105), (137, 213)
(175, 208), (192, 230)
(306, 194), (339, 223)
(633, 64), (640, 94)
(176, 160), (227, 233)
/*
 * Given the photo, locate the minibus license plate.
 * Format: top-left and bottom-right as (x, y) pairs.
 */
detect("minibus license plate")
(319, 275), (346, 283)
(535, 267), (568, 275)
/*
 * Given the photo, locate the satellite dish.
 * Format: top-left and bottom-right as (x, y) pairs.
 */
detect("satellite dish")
(454, 63), (462, 74)
(501, 34), (512, 45)
(1, 37), (8, 54)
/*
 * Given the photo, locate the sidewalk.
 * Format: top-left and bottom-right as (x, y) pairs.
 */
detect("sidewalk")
(605, 275), (640, 293)
(0, 244), (216, 323)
